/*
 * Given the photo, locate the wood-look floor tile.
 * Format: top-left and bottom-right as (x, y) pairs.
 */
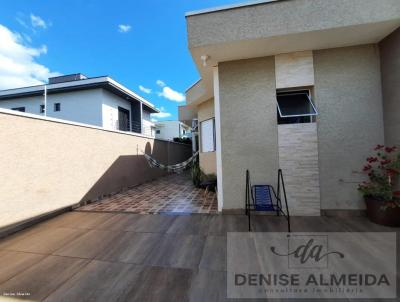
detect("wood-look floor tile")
(125, 214), (176, 233)
(144, 234), (206, 269)
(0, 251), (47, 284)
(167, 215), (211, 235)
(44, 260), (142, 302)
(36, 212), (115, 230)
(96, 213), (141, 231)
(53, 229), (122, 259)
(95, 232), (162, 264)
(0, 255), (89, 301)
(36, 211), (90, 229)
(189, 269), (227, 302)
(199, 235), (227, 272)
(208, 215), (248, 235)
(122, 266), (193, 302)
(0, 227), (87, 254)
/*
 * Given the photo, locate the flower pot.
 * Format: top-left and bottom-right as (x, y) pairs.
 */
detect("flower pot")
(364, 197), (400, 227)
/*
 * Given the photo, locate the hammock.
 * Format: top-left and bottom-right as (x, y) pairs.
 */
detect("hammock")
(144, 151), (199, 174)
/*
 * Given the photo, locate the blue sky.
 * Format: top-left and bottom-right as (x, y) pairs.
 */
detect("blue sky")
(0, 0), (244, 121)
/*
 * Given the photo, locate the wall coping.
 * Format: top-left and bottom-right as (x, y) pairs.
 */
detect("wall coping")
(0, 108), (190, 146)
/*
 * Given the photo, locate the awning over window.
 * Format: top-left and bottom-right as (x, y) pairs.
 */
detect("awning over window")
(277, 91), (318, 118)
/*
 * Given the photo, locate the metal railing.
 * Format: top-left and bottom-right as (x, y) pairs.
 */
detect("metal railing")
(131, 120), (141, 134)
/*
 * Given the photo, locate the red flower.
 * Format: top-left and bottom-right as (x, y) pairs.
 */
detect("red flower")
(385, 146), (397, 153)
(387, 168), (398, 176)
(380, 159), (391, 165)
(367, 157), (378, 163)
(394, 191), (400, 197)
(363, 165), (372, 171)
(374, 144), (384, 150)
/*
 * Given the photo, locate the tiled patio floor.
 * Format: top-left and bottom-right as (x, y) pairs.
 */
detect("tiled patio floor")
(77, 173), (218, 214)
(0, 212), (398, 301)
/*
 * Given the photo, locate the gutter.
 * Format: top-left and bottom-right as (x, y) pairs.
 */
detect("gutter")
(185, 0), (282, 17)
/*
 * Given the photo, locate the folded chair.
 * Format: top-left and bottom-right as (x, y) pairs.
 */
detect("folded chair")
(245, 169), (290, 232)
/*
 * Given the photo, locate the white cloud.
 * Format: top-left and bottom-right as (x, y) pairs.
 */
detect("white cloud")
(16, 17), (28, 29)
(0, 24), (60, 90)
(30, 14), (47, 29)
(151, 118), (158, 122)
(138, 85), (151, 94)
(151, 106), (171, 119)
(156, 80), (185, 102)
(158, 86), (185, 102)
(156, 80), (166, 87)
(118, 24), (131, 33)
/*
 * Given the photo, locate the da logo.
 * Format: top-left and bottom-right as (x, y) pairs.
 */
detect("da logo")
(271, 234), (344, 268)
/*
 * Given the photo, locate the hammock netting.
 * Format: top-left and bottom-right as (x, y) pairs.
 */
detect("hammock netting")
(144, 151), (199, 174)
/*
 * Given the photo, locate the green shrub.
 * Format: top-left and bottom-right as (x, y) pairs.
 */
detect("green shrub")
(191, 154), (201, 187)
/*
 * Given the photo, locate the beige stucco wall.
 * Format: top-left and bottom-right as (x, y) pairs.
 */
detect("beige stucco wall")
(218, 57), (278, 209)
(187, 0), (400, 48)
(314, 44), (384, 210)
(0, 112), (192, 229)
(379, 27), (400, 146)
(198, 98), (216, 175)
(198, 98), (214, 122)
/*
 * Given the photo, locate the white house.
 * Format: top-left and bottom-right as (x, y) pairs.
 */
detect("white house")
(0, 74), (158, 136)
(155, 120), (191, 141)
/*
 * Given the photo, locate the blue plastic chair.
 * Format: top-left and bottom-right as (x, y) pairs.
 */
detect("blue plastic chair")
(252, 185), (275, 211)
(245, 170), (290, 232)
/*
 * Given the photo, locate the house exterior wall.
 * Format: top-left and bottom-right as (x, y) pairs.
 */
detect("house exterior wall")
(0, 110), (192, 230)
(314, 44), (384, 210)
(101, 89), (133, 131)
(379, 28), (400, 146)
(0, 88), (154, 136)
(198, 98), (216, 175)
(218, 57), (278, 210)
(142, 109), (155, 137)
(155, 121), (182, 141)
(0, 89), (103, 126)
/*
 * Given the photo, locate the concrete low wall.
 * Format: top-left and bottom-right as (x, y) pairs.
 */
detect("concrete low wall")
(0, 110), (192, 229)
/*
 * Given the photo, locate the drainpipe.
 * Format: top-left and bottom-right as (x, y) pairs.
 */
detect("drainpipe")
(140, 102), (143, 135)
(43, 84), (47, 117)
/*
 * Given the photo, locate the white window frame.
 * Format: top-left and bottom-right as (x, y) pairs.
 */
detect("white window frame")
(277, 90), (318, 118)
(200, 118), (216, 153)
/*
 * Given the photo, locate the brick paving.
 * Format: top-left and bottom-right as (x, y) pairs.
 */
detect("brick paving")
(77, 173), (218, 214)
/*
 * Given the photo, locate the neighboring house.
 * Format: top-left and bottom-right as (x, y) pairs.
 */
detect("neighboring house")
(179, 0), (400, 214)
(0, 73), (158, 136)
(155, 120), (191, 141)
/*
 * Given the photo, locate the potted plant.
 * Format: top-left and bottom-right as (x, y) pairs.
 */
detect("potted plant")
(358, 145), (400, 227)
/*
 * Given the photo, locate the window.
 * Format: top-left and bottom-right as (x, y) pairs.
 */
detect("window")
(156, 130), (161, 134)
(277, 90), (317, 124)
(40, 104), (45, 113)
(200, 118), (215, 152)
(54, 103), (61, 112)
(118, 107), (130, 131)
(11, 107), (25, 112)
